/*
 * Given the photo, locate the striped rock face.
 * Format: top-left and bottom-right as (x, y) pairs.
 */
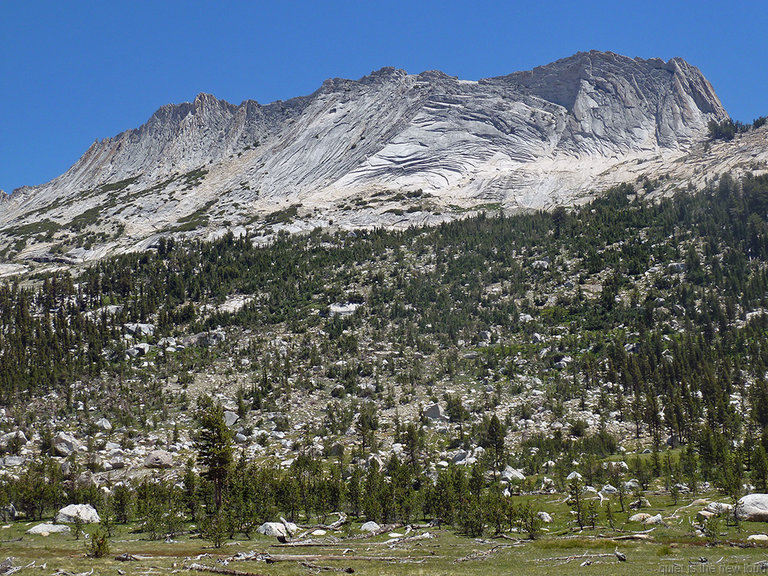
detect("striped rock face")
(0, 51), (734, 266)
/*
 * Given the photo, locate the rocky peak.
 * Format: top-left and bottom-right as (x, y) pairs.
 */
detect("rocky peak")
(0, 51), (741, 264)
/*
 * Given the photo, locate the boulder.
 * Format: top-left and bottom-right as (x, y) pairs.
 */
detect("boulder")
(2, 456), (24, 467)
(202, 329), (226, 347)
(452, 451), (468, 464)
(109, 457), (126, 469)
(674, 483), (691, 493)
(603, 460), (629, 474)
(566, 471), (582, 481)
(0, 431), (27, 451)
(94, 418), (112, 431)
(630, 497), (651, 509)
(628, 513), (652, 523)
(124, 323), (156, 336)
(747, 534), (768, 542)
(144, 449), (173, 469)
(223, 411), (239, 427)
(624, 479), (641, 491)
(600, 484), (618, 495)
(704, 502), (733, 515)
(311, 529), (327, 536)
(697, 510), (716, 522)
(55, 504), (100, 524)
(360, 521), (381, 533)
(423, 403), (447, 421)
(135, 343), (151, 356)
(501, 466), (525, 482)
(537, 511), (553, 523)
(644, 514), (664, 525)
(53, 431), (80, 457)
(257, 522), (288, 538)
(738, 494), (768, 522)
(27, 523), (71, 535)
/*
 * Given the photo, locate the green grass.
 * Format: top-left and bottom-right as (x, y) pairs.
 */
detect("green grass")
(5, 492), (768, 575)
(4, 524), (768, 576)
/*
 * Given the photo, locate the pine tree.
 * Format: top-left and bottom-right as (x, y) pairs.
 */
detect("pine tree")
(194, 395), (233, 511)
(753, 444), (768, 491)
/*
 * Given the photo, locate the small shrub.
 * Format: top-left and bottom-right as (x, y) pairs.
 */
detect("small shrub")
(86, 528), (110, 558)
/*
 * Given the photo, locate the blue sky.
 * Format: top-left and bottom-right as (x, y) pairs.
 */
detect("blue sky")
(1, 1), (766, 193)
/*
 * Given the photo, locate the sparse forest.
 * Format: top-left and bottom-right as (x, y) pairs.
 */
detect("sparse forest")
(4, 173), (768, 564)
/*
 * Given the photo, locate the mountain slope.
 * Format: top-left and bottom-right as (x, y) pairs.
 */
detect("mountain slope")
(0, 51), (745, 266)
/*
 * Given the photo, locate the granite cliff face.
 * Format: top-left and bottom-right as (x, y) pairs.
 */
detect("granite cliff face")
(0, 51), (743, 266)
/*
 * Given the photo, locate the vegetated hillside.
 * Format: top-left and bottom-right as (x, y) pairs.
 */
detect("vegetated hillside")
(4, 172), (768, 558)
(2, 171), (768, 485)
(0, 51), (733, 265)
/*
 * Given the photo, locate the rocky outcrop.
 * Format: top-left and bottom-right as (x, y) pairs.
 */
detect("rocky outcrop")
(0, 51), (733, 263)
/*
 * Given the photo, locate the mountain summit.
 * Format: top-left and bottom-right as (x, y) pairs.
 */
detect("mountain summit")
(0, 51), (748, 265)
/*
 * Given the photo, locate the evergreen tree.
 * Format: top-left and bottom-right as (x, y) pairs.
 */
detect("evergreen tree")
(194, 395), (233, 510)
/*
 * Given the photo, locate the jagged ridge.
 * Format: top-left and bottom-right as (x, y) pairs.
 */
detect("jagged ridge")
(0, 51), (737, 266)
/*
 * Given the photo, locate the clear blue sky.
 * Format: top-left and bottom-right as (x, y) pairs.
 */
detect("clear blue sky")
(1, 0), (766, 193)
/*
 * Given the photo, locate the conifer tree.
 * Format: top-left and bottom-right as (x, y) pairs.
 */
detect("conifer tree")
(194, 395), (233, 511)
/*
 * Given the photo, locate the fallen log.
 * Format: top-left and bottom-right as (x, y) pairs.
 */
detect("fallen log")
(609, 533), (653, 541)
(454, 545), (513, 563)
(537, 552), (623, 566)
(271, 540), (343, 548)
(298, 561), (354, 573)
(186, 563), (267, 576)
(264, 554), (412, 562)
(115, 553), (151, 561)
(0, 560), (35, 576)
(296, 513), (350, 539)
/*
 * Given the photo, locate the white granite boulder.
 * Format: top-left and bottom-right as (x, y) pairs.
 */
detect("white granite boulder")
(360, 520), (381, 533)
(94, 417), (112, 431)
(55, 504), (100, 524)
(27, 523), (71, 535)
(738, 494), (768, 521)
(257, 522), (288, 538)
(537, 511), (553, 523)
